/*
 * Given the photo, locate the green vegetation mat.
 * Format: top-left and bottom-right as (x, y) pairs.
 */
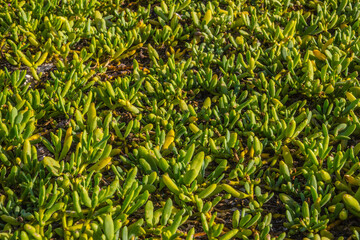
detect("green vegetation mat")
(1, 0), (360, 239)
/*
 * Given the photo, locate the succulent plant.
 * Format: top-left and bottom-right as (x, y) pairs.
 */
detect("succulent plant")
(1, 0), (360, 239)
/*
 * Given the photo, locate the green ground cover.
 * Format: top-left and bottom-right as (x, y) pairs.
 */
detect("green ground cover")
(1, 0), (360, 239)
